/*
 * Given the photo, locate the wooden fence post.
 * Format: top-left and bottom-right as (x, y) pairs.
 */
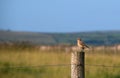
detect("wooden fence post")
(71, 51), (85, 78)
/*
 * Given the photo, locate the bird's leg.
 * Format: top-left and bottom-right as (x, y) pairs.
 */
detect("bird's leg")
(81, 48), (84, 52)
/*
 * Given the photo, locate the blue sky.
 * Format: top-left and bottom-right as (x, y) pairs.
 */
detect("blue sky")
(0, 0), (120, 32)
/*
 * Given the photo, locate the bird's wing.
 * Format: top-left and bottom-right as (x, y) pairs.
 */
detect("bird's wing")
(82, 42), (89, 48)
(84, 44), (89, 48)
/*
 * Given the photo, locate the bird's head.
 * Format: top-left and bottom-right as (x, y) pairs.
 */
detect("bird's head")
(77, 38), (82, 41)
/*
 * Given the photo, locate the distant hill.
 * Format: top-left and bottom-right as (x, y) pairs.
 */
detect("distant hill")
(0, 30), (120, 46)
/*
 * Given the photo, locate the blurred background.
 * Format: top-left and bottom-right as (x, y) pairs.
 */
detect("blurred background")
(0, 0), (120, 78)
(0, 0), (120, 46)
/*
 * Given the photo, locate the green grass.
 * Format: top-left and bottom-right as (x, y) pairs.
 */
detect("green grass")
(0, 48), (120, 78)
(85, 53), (120, 78)
(0, 49), (70, 78)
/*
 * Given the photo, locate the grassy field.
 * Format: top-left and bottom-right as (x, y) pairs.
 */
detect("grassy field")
(0, 48), (120, 78)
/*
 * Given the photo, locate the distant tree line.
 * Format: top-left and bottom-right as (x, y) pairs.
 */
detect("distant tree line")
(0, 30), (120, 46)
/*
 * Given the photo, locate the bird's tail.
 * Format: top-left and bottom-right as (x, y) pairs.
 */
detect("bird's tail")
(85, 45), (89, 48)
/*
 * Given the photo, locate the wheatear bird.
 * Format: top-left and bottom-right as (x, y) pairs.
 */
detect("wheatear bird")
(77, 38), (89, 50)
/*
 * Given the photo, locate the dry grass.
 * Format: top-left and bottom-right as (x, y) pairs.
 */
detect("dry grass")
(0, 49), (71, 78)
(85, 53), (120, 78)
(0, 48), (120, 78)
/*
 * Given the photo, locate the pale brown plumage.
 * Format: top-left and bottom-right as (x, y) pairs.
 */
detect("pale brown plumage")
(77, 38), (89, 50)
